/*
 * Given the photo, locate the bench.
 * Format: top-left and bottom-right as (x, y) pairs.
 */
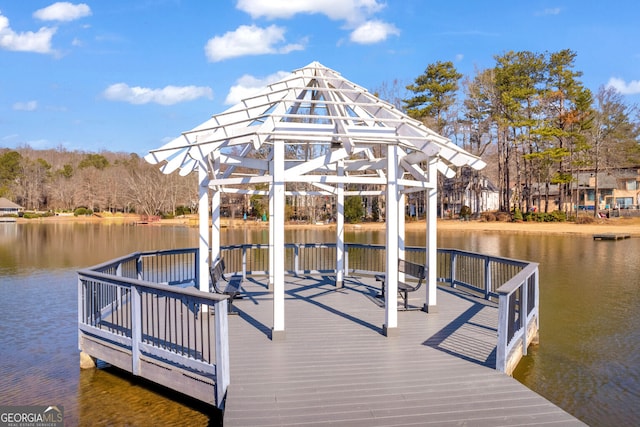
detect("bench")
(375, 259), (426, 310)
(209, 258), (243, 314)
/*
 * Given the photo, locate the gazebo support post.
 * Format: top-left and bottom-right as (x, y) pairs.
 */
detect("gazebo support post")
(383, 144), (399, 336)
(268, 181), (274, 292)
(335, 159), (345, 288)
(424, 157), (438, 313)
(211, 152), (221, 271)
(198, 163), (211, 295)
(399, 190), (406, 283)
(271, 141), (286, 340)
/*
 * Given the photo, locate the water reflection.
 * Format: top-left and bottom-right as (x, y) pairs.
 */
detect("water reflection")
(0, 223), (638, 426)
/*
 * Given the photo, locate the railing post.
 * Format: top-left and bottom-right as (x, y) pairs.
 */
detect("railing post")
(344, 245), (349, 275)
(130, 284), (142, 376)
(136, 255), (143, 281)
(522, 278), (529, 356)
(484, 258), (491, 299)
(496, 292), (509, 372)
(294, 244), (299, 275)
(194, 250), (200, 288)
(241, 245), (247, 279)
(450, 251), (457, 288)
(215, 299), (230, 407)
(533, 269), (540, 344)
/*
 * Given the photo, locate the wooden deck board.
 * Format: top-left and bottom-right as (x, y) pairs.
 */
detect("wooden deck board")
(222, 275), (585, 426)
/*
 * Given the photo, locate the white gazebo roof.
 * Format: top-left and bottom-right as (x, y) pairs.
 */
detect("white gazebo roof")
(145, 61), (485, 339)
(146, 61), (484, 184)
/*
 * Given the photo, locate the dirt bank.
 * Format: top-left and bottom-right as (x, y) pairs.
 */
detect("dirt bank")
(18, 214), (640, 237)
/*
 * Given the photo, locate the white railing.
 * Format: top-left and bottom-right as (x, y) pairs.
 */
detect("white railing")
(78, 244), (538, 409)
(495, 262), (540, 374)
(77, 249), (230, 408)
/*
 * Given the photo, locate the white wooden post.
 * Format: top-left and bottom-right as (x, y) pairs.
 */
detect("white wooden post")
(384, 144), (399, 336)
(399, 190), (405, 283)
(424, 157), (438, 312)
(272, 141), (286, 340)
(198, 163), (210, 293)
(336, 159), (345, 288)
(214, 299), (230, 406)
(131, 285), (142, 376)
(268, 178), (275, 291)
(211, 152), (221, 268)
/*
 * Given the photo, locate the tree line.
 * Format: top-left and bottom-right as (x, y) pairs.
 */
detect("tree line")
(396, 49), (640, 217)
(2, 48), (638, 219)
(0, 148), (197, 216)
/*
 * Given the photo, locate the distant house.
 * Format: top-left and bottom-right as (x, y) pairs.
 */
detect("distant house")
(519, 167), (640, 214)
(441, 169), (500, 216)
(0, 197), (24, 216)
(528, 183), (561, 212)
(573, 168), (640, 211)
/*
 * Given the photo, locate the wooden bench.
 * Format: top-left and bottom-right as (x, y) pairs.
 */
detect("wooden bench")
(375, 259), (426, 310)
(209, 258), (243, 314)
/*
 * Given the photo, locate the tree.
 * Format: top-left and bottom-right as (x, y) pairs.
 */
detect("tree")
(537, 49), (591, 213)
(78, 153), (109, 170)
(493, 50), (546, 212)
(404, 61), (462, 135)
(344, 195), (364, 223)
(462, 68), (500, 212)
(125, 161), (171, 217)
(15, 158), (51, 210)
(0, 150), (23, 198)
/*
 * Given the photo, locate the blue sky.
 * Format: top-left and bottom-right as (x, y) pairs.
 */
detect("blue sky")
(1, 1), (639, 155)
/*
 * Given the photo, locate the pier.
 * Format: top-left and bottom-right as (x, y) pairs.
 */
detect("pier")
(593, 233), (631, 241)
(77, 245), (584, 425)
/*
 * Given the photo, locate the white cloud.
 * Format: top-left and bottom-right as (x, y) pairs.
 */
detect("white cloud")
(13, 100), (38, 111)
(236, 0), (384, 23)
(103, 83), (213, 105)
(536, 8), (561, 16)
(224, 71), (291, 105)
(235, 0), (396, 47)
(606, 77), (640, 95)
(205, 24), (304, 62)
(33, 2), (92, 22)
(0, 12), (57, 54)
(350, 20), (399, 44)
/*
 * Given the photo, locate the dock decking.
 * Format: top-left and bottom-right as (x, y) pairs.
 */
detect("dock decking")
(222, 275), (584, 426)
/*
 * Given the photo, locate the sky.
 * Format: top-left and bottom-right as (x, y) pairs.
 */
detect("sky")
(1, 1), (639, 155)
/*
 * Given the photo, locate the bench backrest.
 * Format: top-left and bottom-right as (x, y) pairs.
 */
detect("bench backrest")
(398, 259), (426, 283)
(209, 258), (226, 289)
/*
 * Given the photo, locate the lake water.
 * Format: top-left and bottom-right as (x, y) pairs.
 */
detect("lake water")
(0, 222), (638, 426)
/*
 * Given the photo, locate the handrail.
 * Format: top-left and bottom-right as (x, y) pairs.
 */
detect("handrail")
(77, 250), (230, 408)
(495, 262), (540, 374)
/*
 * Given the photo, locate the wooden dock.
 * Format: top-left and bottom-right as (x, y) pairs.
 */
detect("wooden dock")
(222, 275), (584, 426)
(593, 233), (631, 241)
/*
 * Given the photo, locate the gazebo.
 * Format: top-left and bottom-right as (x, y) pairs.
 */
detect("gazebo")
(145, 62), (485, 338)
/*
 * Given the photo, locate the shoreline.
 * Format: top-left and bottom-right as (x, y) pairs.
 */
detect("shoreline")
(15, 214), (640, 237)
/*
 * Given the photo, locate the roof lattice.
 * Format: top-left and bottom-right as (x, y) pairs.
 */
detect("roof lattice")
(145, 62), (485, 188)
